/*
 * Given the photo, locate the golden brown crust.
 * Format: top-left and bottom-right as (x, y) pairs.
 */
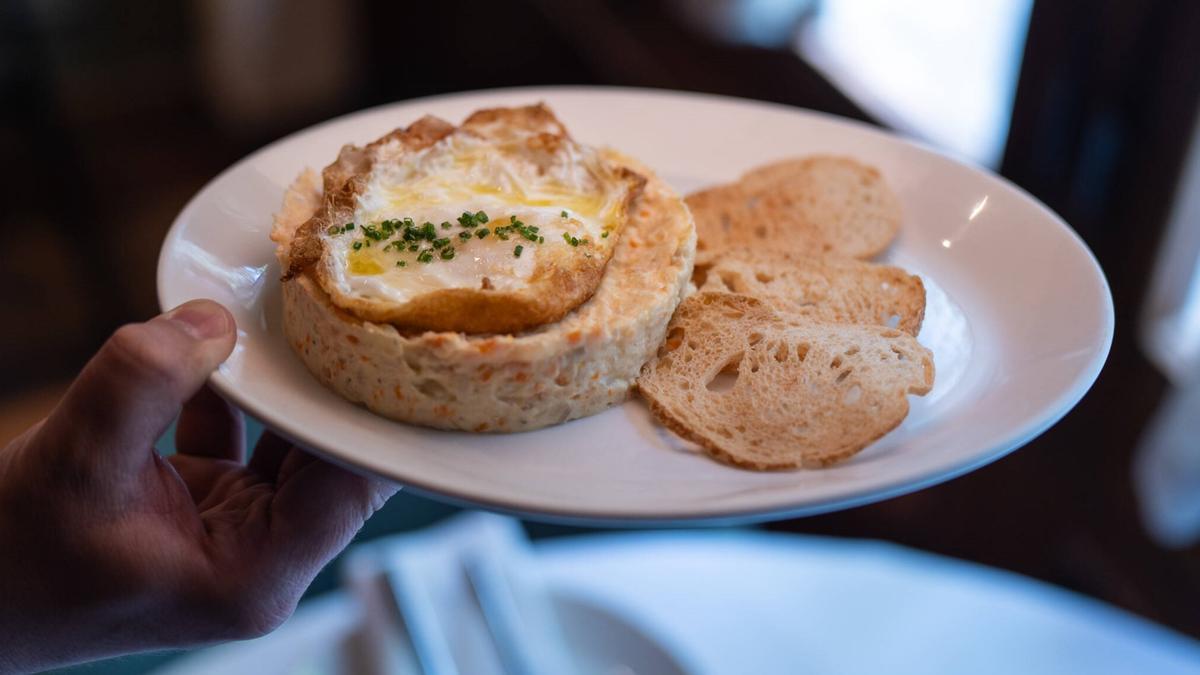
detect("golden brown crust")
(323, 115), (456, 194)
(281, 105), (645, 334)
(283, 116), (456, 281)
(462, 103), (569, 138)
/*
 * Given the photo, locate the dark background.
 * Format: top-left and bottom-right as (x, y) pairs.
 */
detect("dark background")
(4, 0), (1200, 665)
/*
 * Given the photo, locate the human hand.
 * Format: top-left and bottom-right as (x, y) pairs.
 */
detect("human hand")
(0, 300), (397, 673)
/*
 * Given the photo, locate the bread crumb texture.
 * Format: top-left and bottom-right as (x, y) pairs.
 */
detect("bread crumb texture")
(695, 248), (926, 336)
(686, 156), (900, 265)
(638, 292), (933, 470)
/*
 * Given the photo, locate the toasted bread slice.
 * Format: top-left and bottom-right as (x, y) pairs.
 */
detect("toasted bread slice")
(637, 292), (934, 469)
(281, 104), (646, 334)
(686, 156), (900, 265)
(695, 249), (926, 336)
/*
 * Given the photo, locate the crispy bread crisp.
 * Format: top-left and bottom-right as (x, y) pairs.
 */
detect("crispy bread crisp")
(281, 104), (646, 335)
(687, 156), (900, 265)
(637, 292), (933, 470)
(695, 248), (926, 336)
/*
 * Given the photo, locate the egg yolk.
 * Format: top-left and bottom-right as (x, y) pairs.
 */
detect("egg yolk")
(347, 249), (384, 275)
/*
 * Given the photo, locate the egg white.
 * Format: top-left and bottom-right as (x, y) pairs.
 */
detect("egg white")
(323, 132), (625, 304)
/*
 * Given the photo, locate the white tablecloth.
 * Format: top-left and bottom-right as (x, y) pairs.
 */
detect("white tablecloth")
(158, 529), (1200, 675)
(536, 531), (1200, 675)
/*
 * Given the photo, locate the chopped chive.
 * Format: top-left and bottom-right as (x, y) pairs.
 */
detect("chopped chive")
(561, 210), (568, 218)
(327, 225), (341, 235)
(601, 231), (609, 238)
(348, 213), (560, 265)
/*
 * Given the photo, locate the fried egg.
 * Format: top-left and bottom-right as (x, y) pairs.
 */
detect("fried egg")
(296, 105), (644, 333)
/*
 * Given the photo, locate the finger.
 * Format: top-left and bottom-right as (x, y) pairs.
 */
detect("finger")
(176, 384), (245, 462)
(266, 452), (397, 574)
(40, 300), (236, 484)
(248, 430), (294, 480)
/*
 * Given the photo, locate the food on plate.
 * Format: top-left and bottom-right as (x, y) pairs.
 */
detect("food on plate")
(280, 104), (646, 334)
(637, 292), (934, 470)
(271, 105), (695, 432)
(686, 156), (900, 265)
(694, 249), (926, 336)
(271, 102), (929, 469)
(635, 155), (934, 470)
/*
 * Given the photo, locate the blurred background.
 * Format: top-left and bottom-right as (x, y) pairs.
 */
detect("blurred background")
(3, 0), (1200, 672)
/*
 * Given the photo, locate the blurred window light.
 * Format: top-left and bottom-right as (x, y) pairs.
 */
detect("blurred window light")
(1137, 109), (1200, 549)
(796, 0), (1033, 167)
(1141, 109), (1200, 386)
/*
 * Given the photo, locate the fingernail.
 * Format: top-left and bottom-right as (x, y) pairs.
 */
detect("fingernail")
(164, 300), (232, 341)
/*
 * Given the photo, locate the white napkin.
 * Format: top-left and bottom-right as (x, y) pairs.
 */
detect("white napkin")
(341, 512), (576, 675)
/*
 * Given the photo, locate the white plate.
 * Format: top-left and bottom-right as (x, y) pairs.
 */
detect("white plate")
(157, 86), (1113, 525)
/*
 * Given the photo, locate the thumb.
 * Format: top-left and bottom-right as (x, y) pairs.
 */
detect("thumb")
(41, 299), (237, 484)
